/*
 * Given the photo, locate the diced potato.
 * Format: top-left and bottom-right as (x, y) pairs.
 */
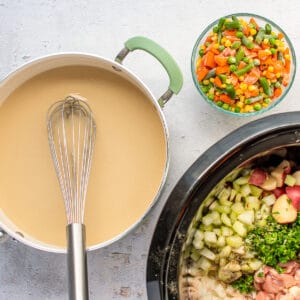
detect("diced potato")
(232, 220), (247, 237)
(211, 211), (221, 225)
(262, 194), (276, 206)
(249, 259), (263, 271)
(202, 213), (215, 226)
(292, 170), (300, 185)
(215, 204), (231, 214)
(217, 236), (226, 247)
(193, 238), (204, 250)
(194, 230), (204, 241)
(260, 175), (277, 191)
(240, 184), (251, 197)
(238, 210), (254, 225)
(272, 194), (297, 224)
(234, 176), (249, 185)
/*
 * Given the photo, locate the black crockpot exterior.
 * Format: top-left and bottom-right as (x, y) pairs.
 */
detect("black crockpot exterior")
(147, 111), (300, 299)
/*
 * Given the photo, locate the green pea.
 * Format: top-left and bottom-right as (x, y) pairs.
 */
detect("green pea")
(201, 86), (209, 93)
(235, 31), (244, 38)
(242, 57), (250, 63)
(253, 58), (260, 66)
(265, 23), (272, 34)
(218, 45), (225, 51)
(216, 101), (223, 107)
(234, 107), (241, 113)
(264, 98), (271, 104)
(213, 26), (219, 33)
(227, 56), (237, 64)
(208, 94), (215, 101)
(269, 38), (277, 46)
(254, 103), (262, 111)
(222, 103), (230, 110)
(275, 81), (281, 88)
(230, 64), (237, 72)
(270, 48), (276, 55)
(199, 49), (205, 57)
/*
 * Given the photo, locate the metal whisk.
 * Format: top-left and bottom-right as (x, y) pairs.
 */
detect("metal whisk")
(47, 94), (96, 300)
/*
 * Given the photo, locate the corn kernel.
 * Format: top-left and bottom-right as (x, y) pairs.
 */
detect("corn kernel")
(263, 38), (269, 45)
(278, 46), (284, 52)
(236, 101), (244, 108)
(284, 54), (291, 60)
(244, 105), (252, 112)
(213, 43), (220, 49)
(209, 87), (215, 94)
(239, 76), (244, 81)
(248, 85), (256, 91)
(248, 36), (254, 42)
(240, 96), (245, 102)
(203, 80), (209, 85)
(236, 89), (242, 95)
(225, 79), (231, 84)
(225, 40), (232, 47)
(259, 87), (264, 92)
(250, 28), (257, 36)
(262, 103), (269, 108)
(240, 83), (248, 90)
(210, 78), (215, 83)
(271, 31), (276, 36)
(262, 71), (267, 76)
(276, 72), (281, 78)
(268, 66), (274, 72)
(221, 84), (226, 88)
(200, 45), (206, 50)
(211, 36), (217, 41)
(221, 37), (226, 44)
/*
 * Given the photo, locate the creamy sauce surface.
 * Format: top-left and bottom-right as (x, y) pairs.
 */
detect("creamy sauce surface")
(0, 66), (166, 248)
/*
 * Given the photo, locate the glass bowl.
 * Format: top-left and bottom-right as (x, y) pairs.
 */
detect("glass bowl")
(191, 13), (296, 117)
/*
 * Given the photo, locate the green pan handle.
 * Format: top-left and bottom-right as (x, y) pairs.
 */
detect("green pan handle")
(115, 36), (183, 107)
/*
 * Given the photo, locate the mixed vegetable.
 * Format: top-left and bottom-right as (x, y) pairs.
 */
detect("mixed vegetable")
(195, 15), (292, 113)
(183, 154), (300, 297)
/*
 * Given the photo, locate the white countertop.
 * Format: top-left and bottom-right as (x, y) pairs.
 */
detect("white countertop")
(0, 0), (300, 299)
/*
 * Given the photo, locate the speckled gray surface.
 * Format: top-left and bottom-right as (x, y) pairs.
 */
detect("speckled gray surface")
(0, 0), (300, 299)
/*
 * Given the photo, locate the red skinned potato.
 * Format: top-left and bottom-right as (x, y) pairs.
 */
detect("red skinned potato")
(292, 171), (300, 186)
(249, 168), (267, 186)
(271, 160), (291, 188)
(259, 175), (277, 191)
(285, 186), (300, 210)
(272, 194), (298, 224)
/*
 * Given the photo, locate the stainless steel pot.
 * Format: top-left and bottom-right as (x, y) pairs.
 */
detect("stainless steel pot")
(0, 36), (183, 253)
(147, 111), (300, 299)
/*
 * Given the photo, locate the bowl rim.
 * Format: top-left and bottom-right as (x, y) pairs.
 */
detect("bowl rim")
(191, 12), (297, 117)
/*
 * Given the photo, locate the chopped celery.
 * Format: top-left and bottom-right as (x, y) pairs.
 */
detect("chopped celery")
(202, 213), (215, 226)
(249, 185), (263, 197)
(262, 194), (276, 206)
(238, 210), (255, 225)
(219, 245), (232, 257)
(193, 238), (204, 250)
(285, 174), (296, 186)
(215, 204), (231, 214)
(221, 213), (232, 227)
(217, 236), (226, 247)
(231, 202), (245, 214)
(191, 248), (201, 261)
(240, 184), (251, 197)
(233, 221), (247, 237)
(226, 235), (243, 248)
(234, 176), (249, 185)
(218, 188), (231, 203)
(204, 231), (218, 244)
(200, 247), (216, 260)
(221, 226), (233, 236)
(230, 189), (237, 201)
(197, 256), (212, 271)
(245, 196), (260, 210)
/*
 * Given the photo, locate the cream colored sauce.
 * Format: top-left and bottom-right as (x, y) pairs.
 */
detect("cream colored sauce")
(0, 66), (166, 248)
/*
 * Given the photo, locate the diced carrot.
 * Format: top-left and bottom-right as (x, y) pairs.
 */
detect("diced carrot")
(197, 67), (209, 81)
(284, 47), (290, 55)
(229, 74), (238, 86)
(214, 55), (228, 66)
(214, 95), (220, 102)
(244, 90), (252, 98)
(261, 43), (270, 50)
(216, 65), (230, 74)
(278, 32), (284, 40)
(250, 67), (261, 78)
(243, 26), (250, 36)
(274, 87), (282, 98)
(265, 71), (276, 79)
(238, 61), (247, 70)
(214, 76), (223, 88)
(220, 94), (235, 104)
(205, 35), (213, 43)
(285, 59), (291, 73)
(244, 74), (259, 85)
(252, 44), (262, 52)
(258, 50), (272, 60)
(282, 72), (290, 86)
(273, 61), (284, 72)
(250, 17), (259, 30)
(211, 48), (220, 55)
(223, 30), (237, 36)
(250, 88), (259, 97)
(203, 51), (216, 68)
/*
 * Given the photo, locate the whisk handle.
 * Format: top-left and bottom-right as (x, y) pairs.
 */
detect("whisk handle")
(67, 223), (89, 300)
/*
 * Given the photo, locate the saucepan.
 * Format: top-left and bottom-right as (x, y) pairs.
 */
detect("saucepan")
(147, 111), (300, 299)
(0, 36), (183, 253)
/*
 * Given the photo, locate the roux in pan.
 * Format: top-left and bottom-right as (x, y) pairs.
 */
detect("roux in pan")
(0, 66), (166, 248)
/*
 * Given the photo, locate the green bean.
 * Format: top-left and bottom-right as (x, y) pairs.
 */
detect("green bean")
(234, 63), (254, 77)
(226, 84), (236, 99)
(242, 36), (254, 49)
(255, 29), (265, 44)
(232, 15), (238, 22)
(224, 21), (241, 30)
(230, 65), (237, 72)
(213, 26), (219, 33)
(204, 68), (216, 80)
(218, 74), (227, 83)
(245, 95), (263, 104)
(231, 41), (241, 49)
(217, 17), (226, 31)
(278, 51), (284, 61)
(265, 23), (272, 34)
(259, 77), (273, 96)
(236, 48), (245, 63)
(218, 31), (222, 44)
